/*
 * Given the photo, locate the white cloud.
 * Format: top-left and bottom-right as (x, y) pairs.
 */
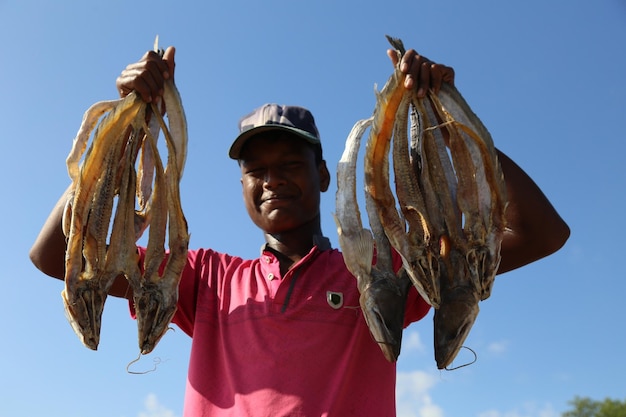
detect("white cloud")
(486, 340), (509, 355)
(403, 330), (426, 352)
(396, 370), (444, 417)
(138, 394), (179, 417)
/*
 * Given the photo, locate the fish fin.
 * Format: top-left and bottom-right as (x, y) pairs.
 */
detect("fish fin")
(355, 228), (375, 272)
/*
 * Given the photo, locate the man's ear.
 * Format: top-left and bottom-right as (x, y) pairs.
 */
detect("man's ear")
(318, 160), (331, 192)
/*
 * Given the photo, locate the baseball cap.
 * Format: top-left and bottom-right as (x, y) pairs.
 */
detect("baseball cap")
(229, 103), (321, 159)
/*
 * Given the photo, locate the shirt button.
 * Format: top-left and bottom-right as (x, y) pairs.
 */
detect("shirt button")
(267, 273), (275, 280)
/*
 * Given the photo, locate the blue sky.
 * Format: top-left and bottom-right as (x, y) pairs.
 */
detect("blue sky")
(2, 1), (625, 416)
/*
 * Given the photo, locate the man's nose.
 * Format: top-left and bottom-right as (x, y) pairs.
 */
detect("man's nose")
(263, 167), (287, 188)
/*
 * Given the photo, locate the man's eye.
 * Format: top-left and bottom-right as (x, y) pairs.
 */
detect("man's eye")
(283, 161), (303, 170)
(244, 167), (264, 176)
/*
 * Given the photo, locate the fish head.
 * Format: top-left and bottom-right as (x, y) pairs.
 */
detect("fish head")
(62, 281), (108, 350)
(359, 271), (411, 362)
(433, 285), (480, 369)
(480, 234), (504, 300)
(134, 282), (179, 355)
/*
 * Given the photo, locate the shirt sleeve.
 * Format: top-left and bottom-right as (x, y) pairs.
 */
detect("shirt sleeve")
(404, 286), (431, 326)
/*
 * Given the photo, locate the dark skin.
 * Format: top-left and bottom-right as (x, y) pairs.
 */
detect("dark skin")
(239, 133), (331, 275)
(29, 45), (570, 298)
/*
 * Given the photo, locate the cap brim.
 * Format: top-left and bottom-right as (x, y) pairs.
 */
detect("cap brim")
(229, 125), (321, 159)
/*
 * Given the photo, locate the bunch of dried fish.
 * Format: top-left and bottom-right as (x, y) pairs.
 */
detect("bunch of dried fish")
(335, 36), (507, 369)
(334, 117), (412, 363)
(62, 41), (189, 355)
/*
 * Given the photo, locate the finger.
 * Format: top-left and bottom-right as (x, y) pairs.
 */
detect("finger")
(131, 77), (153, 103)
(401, 50), (427, 91)
(387, 48), (400, 67)
(143, 61), (166, 96)
(443, 66), (455, 86)
(163, 46), (176, 80)
(142, 50), (170, 80)
(430, 65), (443, 95)
(140, 52), (172, 100)
(116, 51), (163, 101)
(417, 61), (432, 98)
(121, 67), (161, 102)
(400, 49), (418, 73)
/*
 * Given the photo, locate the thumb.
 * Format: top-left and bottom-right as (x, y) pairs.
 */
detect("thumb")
(163, 46), (176, 80)
(387, 49), (399, 67)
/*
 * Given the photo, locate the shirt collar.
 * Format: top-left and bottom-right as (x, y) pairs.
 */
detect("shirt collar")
(259, 234), (332, 256)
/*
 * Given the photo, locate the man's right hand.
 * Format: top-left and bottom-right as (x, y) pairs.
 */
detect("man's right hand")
(115, 46), (176, 103)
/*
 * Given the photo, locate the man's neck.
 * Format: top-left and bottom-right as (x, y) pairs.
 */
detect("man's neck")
(263, 221), (330, 275)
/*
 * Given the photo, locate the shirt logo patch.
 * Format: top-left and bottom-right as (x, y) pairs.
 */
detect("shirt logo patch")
(326, 291), (344, 309)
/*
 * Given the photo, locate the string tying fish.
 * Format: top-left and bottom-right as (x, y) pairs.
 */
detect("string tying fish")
(126, 353), (166, 375)
(444, 346), (478, 371)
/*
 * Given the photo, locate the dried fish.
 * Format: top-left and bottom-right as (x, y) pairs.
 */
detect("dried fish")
(62, 40), (189, 354)
(62, 93), (145, 350)
(132, 99), (189, 354)
(362, 39), (433, 307)
(336, 36), (507, 368)
(334, 117), (411, 362)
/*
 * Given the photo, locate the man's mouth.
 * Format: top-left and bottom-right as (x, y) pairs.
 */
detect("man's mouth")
(262, 192), (289, 201)
(260, 194), (292, 207)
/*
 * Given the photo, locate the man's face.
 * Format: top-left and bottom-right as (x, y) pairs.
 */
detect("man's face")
(239, 132), (330, 235)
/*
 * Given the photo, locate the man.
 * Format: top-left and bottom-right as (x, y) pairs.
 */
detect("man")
(30, 44), (570, 416)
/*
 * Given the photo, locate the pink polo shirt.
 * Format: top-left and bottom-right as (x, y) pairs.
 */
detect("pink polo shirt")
(138, 242), (430, 417)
